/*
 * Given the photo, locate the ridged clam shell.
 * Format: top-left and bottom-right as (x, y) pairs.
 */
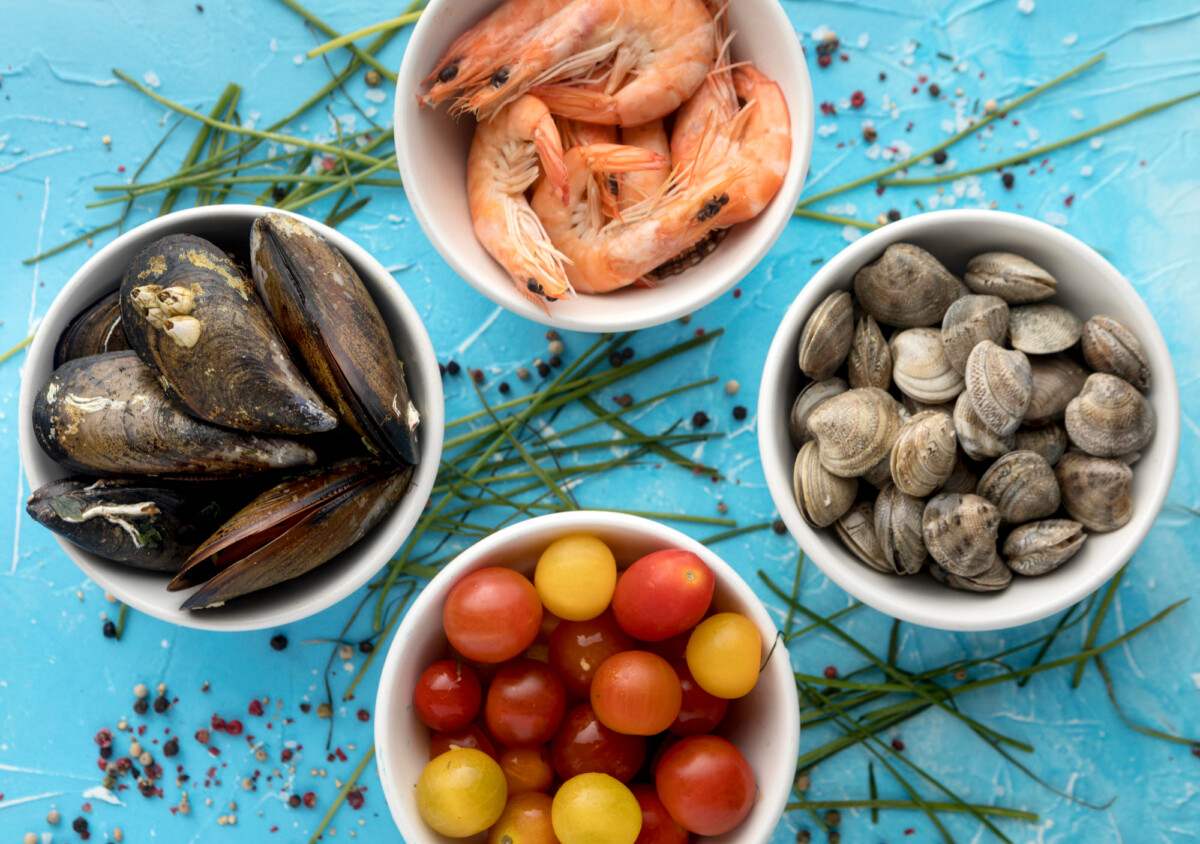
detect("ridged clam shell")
(789, 378), (849, 446)
(808, 387), (901, 478)
(953, 391), (1015, 460)
(941, 453), (979, 495)
(793, 441), (858, 528)
(943, 554), (1013, 592)
(835, 501), (891, 573)
(964, 340), (1032, 437)
(797, 291), (854, 380)
(940, 295), (1009, 375)
(1003, 519), (1086, 576)
(890, 328), (965, 404)
(1014, 423), (1069, 466)
(976, 450), (1060, 524)
(1064, 373), (1155, 458)
(847, 314), (892, 390)
(922, 493), (1000, 577)
(890, 411), (957, 497)
(1009, 304), (1083, 355)
(874, 484), (927, 575)
(901, 395), (954, 418)
(1055, 452), (1133, 532)
(853, 243), (963, 328)
(1081, 315), (1150, 392)
(1026, 356), (1089, 424)
(861, 454), (895, 489)
(964, 252), (1057, 304)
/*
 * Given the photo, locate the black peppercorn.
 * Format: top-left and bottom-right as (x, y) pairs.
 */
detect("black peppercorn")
(270, 634), (288, 651)
(272, 186), (287, 203)
(102, 620), (117, 638)
(732, 405), (748, 420)
(73, 818), (89, 834)
(929, 83), (940, 97)
(609, 352), (624, 367)
(358, 640), (374, 653)
(498, 381), (510, 394)
(548, 355), (561, 368)
(99, 745), (113, 759)
(446, 360), (461, 375)
(887, 209), (901, 222)
(622, 347), (634, 359)
(536, 362), (551, 378)
(163, 738), (179, 758)
(933, 150), (947, 164)
(692, 411), (710, 428)
(772, 518), (787, 535)
(153, 696), (170, 714)
(289, 794), (302, 808)
(1002, 172), (1015, 189)
(133, 699), (149, 715)
(438, 362), (446, 376)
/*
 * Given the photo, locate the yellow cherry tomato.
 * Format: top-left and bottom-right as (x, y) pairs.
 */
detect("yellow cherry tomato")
(685, 612), (762, 699)
(488, 791), (558, 844)
(417, 748), (507, 837)
(551, 773), (642, 844)
(534, 534), (617, 622)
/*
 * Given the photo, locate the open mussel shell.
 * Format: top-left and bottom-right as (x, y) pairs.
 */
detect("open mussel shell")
(54, 290), (130, 368)
(251, 213), (420, 466)
(170, 456), (413, 609)
(32, 351), (318, 477)
(26, 478), (233, 573)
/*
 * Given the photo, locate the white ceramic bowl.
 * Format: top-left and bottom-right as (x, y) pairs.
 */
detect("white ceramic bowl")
(758, 210), (1180, 632)
(17, 205), (444, 632)
(394, 0), (813, 333)
(376, 511), (800, 843)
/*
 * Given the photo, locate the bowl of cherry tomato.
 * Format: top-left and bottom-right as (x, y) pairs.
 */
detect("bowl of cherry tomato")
(375, 510), (800, 843)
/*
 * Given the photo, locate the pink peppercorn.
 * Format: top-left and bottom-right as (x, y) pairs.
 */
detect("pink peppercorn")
(849, 91), (865, 108)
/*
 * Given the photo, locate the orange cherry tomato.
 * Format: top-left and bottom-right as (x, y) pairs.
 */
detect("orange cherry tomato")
(444, 567), (543, 663)
(655, 735), (754, 836)
(499, 745), (555, 795)
(487, 791), (558, 844)
(590, 651), (682, 736)
(630, 783), (689, 844)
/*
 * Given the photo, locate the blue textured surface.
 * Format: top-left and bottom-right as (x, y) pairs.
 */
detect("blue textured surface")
(2, 1), (1199, 842)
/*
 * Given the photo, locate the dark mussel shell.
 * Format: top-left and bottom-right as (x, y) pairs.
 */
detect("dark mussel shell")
(32, 351), (319, 477)
(25, 478), (235, 572)
(119, 233), (337, 436)
(54, 290), (130, 368)
(250, 213), (420, 466)
(169, 456), (412, 609)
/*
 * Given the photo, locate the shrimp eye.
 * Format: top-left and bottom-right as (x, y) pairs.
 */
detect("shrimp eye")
(490, 69), (510, 88)
(438, 62), (460, 83)
(527, 279), (544, 294)
(607, 175), (620, 195)
(698, 194), (728, 221)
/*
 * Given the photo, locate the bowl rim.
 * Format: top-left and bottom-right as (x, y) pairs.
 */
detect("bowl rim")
(393, 0), (815, 333)
(374, 509), (801, 843)
(16, 204), (445, 632)
(757, 208), (1181, 632)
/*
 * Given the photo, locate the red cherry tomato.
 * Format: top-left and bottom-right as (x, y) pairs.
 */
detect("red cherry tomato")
(498, 745), (555, 795)
(414, 660), (483, 732)
(444, 567), (543, 663)
(485, 659), (567, 746)
(655, 735), (755, 835)
(549, 609), (635, 699)
(612, 550), (714, 642)
(590, 651), (682, 736)
(630, 783), (689, 844)
(429, 722), (496, 761)
(551, 703), (647, 783)
(668, 660), (728, 736)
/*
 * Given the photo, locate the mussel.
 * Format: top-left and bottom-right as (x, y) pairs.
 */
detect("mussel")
(54, 291), (130, 367)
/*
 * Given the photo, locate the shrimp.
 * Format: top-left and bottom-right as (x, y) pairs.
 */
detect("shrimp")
(559, 120), (624, 220)
(617, 120), (671, 212)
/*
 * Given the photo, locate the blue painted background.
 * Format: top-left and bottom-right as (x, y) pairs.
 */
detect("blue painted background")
(2, 1), (1199, 841)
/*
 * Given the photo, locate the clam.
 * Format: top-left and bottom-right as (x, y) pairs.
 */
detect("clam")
(890, 411), (957, 497)
(793, 441), (858, 528)
(1055, 452), (1133, 532)
(862, 454), (895, 489)
(169, 457), (412, 609)
(976, 450), (1060, 524)
(120, 234), (337, 436)
(941, 453), (979, 495)
(1008, 304), (1083, 355)
(890, 328), (965, 404)
(1014, 423), (1069, 466)
(874, 484), (927, 575)
(789, 378), (848, 446)
(32, 352), (317, 477)
(54, 291), (130, 368)
(1081, 315), (1150, 391)
(963, 252), (1057, 304)
(834, 501), (891, 573)
(1064, 373), (1155, 458)
(1025, 356), (1088, 424)
(796, 291), (854, 380)
(251, 213), (421, 465)
(922, 493), (1000, 577)
(964, 340), (1032, 437)
(847, 313), (892, 390)
(940, 294), (1009, 374)
(1002, 519), (1086, 576)
(808, 387), (901, 478)
(943, 554), (1013, 592)
(25, 478), (233, 573)
(853, 243), (962, 328)
(953, 391), (1015, 460)
(901, 395), (954, 418)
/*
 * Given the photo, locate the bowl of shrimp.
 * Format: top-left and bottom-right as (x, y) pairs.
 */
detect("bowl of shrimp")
(395, 0), (814, 332)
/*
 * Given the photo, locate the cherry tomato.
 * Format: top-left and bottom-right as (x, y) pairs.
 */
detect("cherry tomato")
(668, 660), (728, 736)
(535, 534), (618, 621)
(549, 609), (635, 699)
(486, 659), (567, 746)
(629, 783), (689, 844)
(444, 567), (543, 663)
(499, 745), (555, 795)
(611, 549), (713, 641)
(685, 612), (762, 699)
(655, 735), (754, 836)
(414, 660), (483, 732)
(551, 703), (647, 783)
(429, 722), (497, 761)
(552, 773), (643, 844)
(416, 748), (508, 837)
(590, 651), (682, 736)
(488, 791), (558, 844)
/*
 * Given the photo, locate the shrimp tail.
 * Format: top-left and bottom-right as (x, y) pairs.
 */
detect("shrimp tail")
(530, 85), (621, 125)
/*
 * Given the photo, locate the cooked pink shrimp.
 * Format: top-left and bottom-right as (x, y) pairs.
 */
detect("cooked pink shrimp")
(617, 120), (672, 212)
(559, 120), (625, 219)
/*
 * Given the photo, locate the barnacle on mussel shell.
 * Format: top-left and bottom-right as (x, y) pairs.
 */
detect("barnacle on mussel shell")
(54, 291), (130, 368)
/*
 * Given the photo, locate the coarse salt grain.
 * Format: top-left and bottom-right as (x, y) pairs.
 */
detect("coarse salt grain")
(1080, 165), (1093, 177)
(1069, 108), (1084, 121)
(1090, 137), (1104, 150)
(293, 54), (305, 66)
(143, 70), (161, 87)
(1017, 0), (1034, 13)
(364, 89), (387, 104)
(1062, 33), (1078, 46)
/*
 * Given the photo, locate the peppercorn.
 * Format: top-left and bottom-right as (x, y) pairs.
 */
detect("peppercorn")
(498, 381), (510, 394)
(359, 640), (374, 653)
(828, 833), (841, 844)
(797, 832), (812, 844)
(817, 53), (832, 68)
(536, 362), (550, 378)
(824, 665), (838, 679)
(933, 149), (947, 164)
(622, 347), (634, 359)
(772, 518), (787, 535)
(272, 186), (287, 203)
(302, 791), (317, 808)
(849, 90), (865, 108)
(288, 794), (302, 808)
(471, 368), (484, 384)
(892, 738), (906, 751)
(824, 809), (841, 826)
(364, 69), (382, 87)
(163, 738), (179, 757)
(515, 366), (531, 381)
(225, 719), (244, 735)
(613, 394), (633, 408)
(862, 125), (877, 143)
(692, 411), (710, 428)
(195, 728), (211, 744)
(609, 352), (624, 367)
(732, 405), (747, 420)
(929, 83), (940, 97)
(887, 209), (901, 222)
(1002, 172), (1015, 189)
(438, 362), (445, 376)
(100, 745), (113, 759)
(102, 620), (117, 638)
(548, 339), (564, 356)
(357, 709), (370, 722)
(133, 699), (149, 715)
(270, 634), (288, 651)
(153, 696), (170, 714)
(73, 817), (89, 834)
(549, 355), (562, 368)
(446, 360), (461, 375)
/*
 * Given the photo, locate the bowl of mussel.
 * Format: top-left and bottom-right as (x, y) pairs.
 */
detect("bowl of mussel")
(17, 206), (444, 631)
(758, 209), (1180, 631)
(394, 0), (814, 333)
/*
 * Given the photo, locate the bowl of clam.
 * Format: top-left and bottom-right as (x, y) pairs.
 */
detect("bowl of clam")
(758, 210), (1179, 631)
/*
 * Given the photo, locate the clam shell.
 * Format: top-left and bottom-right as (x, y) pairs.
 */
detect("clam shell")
(1055, 452), (1133, 532)
(1014, 423), (1069, 466)
(940, 294), (1009, 375)
(1003, 519), (1086, 576)
(797, 291), (854, 380)
(922, 493), (1000, 577)
(890, 411), (957, 497)
(835, 501), (891, 573)
(964, 340), (1032, 437)
(847, 313), (892, 390)
(793, 441), (858, 528)
(1026, 356), (1089, 424)
(874, 484), (927, 575)
(976, 450), (1060, 524)
(1064, 373), (1155, 458)
(1081, 315), (1150, 392)
(54, 291), (131, 368)
(890, 328), (965, 404)
(808, 387), (901, 478)
(940, 453), (979, 495)
(853, 243), (962, 328)
(964, 252), (1057, 304)
(861, 454), (895, 489)
(789, 378), (849, 446)
(944, 554), (1013, 592)
(1008, 304), (1083, 355)
(953, 391), (1015, 460)
(901, 395), (954, 418)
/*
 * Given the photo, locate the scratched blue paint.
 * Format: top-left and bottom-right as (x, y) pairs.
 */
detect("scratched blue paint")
(1, 1), (1198, 841)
